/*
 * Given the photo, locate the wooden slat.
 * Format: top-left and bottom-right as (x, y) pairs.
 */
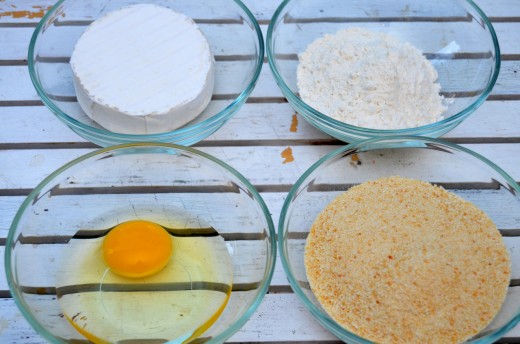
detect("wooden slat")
(0, 294), (338, 343)
(21, 23), (261, 59)
(1, 61), (519, 104)
(1, 235), (518, 294)
(0, 0), (270, 25)
(267, 22), (506, 56)
(0, 146), (331, 190)
(2, 188), (520, 237)
(1, 188), (518, 289)
(0, 250), (290, 295)
(2, 0), (520, 24)
(3, 22), (520, 62)
(2, 188), (520, 240)
(0, 192), (275, 241)
(474, 0), (520, 20)
(1, 100), (520, 145)
(0, 61), (266, 101)
(2, 144), (520, 191)
(0, 291), (518, 343)
(446, 100), (520, 140)
(236, 286), (520, 343)
(1, 0), (519, 343)
(3, 240), (268, 289)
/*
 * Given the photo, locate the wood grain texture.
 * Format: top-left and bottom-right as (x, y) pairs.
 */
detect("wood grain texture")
(1, 0), (519, 343)
(1, 101), (520, 145)
(3, 22), (520, 62)
(1, 0), (520, 24)
(1, 143), (520, 191)
(0, 291), (519, 343)
(1, 60), (519, 104)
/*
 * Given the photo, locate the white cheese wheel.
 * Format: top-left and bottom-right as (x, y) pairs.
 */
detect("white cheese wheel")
(70, 4), (215, 134)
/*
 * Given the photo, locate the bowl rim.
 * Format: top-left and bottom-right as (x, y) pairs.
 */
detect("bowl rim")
(27, 0), (265, 142)
(266, 0), (501, 135)
(5, 142), (277, 344)
(278, 135), (520, 344)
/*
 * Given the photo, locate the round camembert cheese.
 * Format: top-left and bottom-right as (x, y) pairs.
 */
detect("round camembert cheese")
(70, 4), (215, 134)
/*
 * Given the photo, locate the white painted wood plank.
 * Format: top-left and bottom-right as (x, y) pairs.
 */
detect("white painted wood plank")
(0, 247), (289, 294)
(1, 188), (518, 289)
(446, 100), (520, 138)
(0, 146), (333, 190)
(476, 0), (520, 18)
(250, 0), (519, 21)
(1, 235), (518, 294)
(2, 193), (274, 240)
(0, 299), (45, 344)
(235, 289), (520, 342)
(4, 240), (268, 288)
(1, 144), (520, 190)
(3, 21), (519, 61)
(0, 66), (35, 101)
(0, 0), (518, 23)
(0, 2), (52, 24)
(1, 193), (276, 235)
(0, 104), (316, 144)
(1, 60), (518, 103)
(0, 292), (518, 343)
(23, 23), (261, 60)
(0, 61), (265, 101)
(0, 0), (271, 24)
(2, 188), (520, 238)
(0, 0), (519, 343)
(1, 100), (520, 144)
(267, 22), (507, 56)
(0, 196), (23, 235)
(0, 294), (338, 343)
(0, 106), (86, 143)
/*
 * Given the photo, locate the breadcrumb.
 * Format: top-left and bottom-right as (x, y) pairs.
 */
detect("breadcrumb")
(304, 176), (511, 344)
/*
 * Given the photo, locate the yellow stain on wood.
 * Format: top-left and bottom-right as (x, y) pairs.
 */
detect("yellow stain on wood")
(350, 153), (361, 166)
(281, 146), (295, 164)
(0, 6), (51, 19)
(290, 113), (299, 132)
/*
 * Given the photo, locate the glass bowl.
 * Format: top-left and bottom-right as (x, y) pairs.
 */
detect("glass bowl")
(279, 136), (520, 343)
(267, 0), (500, 142)
(5, 143), (276, 343)
(28, 0), (264, 147)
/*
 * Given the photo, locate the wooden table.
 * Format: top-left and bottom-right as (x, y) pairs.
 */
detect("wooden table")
(1, 0), (519, 342)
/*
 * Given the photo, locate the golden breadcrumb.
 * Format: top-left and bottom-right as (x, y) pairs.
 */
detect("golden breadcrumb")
(305, 176), (511, 344)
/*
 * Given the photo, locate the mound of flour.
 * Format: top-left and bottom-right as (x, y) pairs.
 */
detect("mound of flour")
(297, 28), (446, 129)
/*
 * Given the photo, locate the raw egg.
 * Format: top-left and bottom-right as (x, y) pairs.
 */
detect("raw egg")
(57, 212), (233, 343)
(102, 220), (173, 278)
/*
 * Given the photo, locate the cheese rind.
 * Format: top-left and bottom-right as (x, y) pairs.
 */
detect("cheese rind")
(70, 4), (215, 134)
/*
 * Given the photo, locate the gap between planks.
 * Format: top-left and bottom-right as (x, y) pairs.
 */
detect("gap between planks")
(5, 137), (520, 151)
(8, 52), (517, 66)
(2, 16), (520, 28)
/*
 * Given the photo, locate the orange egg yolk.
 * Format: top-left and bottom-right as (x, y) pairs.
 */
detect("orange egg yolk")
(102, 220), (173, 278)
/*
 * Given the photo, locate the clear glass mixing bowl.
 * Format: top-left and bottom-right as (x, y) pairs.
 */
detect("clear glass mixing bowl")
(6, 143), (276, 343)
(279, 136), (520, 343)
(267, 0), (500, 142)
(28, 0), (264, 147)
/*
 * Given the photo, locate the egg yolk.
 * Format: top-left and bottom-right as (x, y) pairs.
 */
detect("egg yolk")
(102, 220), (173, 278)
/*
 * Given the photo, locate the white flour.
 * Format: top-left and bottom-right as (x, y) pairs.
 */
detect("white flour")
(297, 28), (446, 129)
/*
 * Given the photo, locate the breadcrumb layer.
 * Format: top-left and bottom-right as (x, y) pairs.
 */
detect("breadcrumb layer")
(305, 176), (511, 344)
